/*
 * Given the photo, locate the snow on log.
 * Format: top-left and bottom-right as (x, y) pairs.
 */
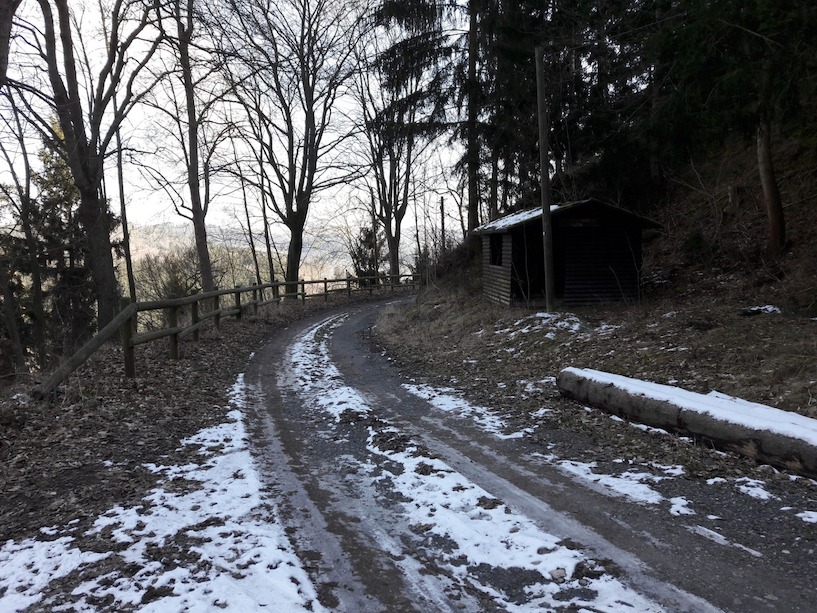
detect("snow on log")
(556, 367), (817, 478)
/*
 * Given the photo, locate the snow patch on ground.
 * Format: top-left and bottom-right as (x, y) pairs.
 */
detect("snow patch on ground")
(796, 511), (817, 523)
(286, 314), (370, 421)
(735, 478), (779, 501)
(556, 460), (667, 506)
(403, 383), (527, 439)
(366, 429), (662, 612)
(686, 526), (763, 558)
(0, 539), (109, 611)
(0, 375), (321, 613)
(494, 312), (582, 340)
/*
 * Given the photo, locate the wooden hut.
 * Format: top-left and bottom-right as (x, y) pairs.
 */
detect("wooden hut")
(474, 199), (660, 306)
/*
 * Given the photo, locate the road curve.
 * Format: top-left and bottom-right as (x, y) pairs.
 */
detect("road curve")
(243, 299), (816, 612)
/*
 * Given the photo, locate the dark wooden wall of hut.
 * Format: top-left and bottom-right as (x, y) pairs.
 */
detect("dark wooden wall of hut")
(509, 223), (549, 304)
(561, 226), (642, 304)
(481, 234), (513, 305)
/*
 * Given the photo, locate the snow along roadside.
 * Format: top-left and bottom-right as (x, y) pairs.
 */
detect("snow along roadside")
(0, 373), (323, 613)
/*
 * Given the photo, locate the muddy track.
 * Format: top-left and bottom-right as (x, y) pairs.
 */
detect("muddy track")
(244, 299), (817, 612)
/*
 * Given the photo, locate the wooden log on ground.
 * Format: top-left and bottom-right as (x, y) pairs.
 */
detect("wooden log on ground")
(556, 367), (817, 478)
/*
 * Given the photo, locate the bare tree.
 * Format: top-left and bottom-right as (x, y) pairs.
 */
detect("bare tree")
(220, 0), (363, 294)
(230, 139), (262, 288)
(7, 0), (163, 327)
(0, 89), (48, 364)
(353, 30), (442, 280)
(0, 0), (21, 86)
(138, 0), (237, 294)
(0, 90), (45, 367)
(114, 114), (137, 304)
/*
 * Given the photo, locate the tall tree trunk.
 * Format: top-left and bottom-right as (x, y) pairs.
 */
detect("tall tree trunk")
(0, 0), (21, 86)
(0, 261), (25, 371)
(488, 150), (499, 221)
(285, 227), (304, 298)
(77, 188), (119, 327)
(116, 126), (137, 303)
(466, 1), (480, 239)
(440, 196), (446, 255)
(20, 201), (47, 365)
(757, 118), (785, 256)
(240, 170), (262, 287)
(261, 203), (276, 282)
(258, 155), (277, 287)
(387, 236), (400, 279)
(178, 0), (215, 293)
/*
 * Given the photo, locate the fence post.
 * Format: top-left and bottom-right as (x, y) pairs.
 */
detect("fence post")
(323, 278), (328, 302)
(252, 287), (259, 314)
(120, 298), (135, 378)
(234, 286), (242, 321)
(347, 277), (352, 297)
(214, 290), (221, 330)
(300, 279), (306, 302)
(191, 296), (200, 341)
(168, 304), (179, 359)
(122, 295), (137, 335)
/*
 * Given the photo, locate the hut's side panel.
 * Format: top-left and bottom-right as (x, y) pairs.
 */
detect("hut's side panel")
(481, 234), (513, 305)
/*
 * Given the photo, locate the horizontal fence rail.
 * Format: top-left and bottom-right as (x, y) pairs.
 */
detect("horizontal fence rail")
(32, 273), (417, 399)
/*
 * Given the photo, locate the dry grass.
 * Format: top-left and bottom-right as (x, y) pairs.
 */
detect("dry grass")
(378, 287), (817, 417)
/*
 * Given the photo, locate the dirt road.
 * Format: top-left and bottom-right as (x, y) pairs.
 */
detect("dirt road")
(244, 299), (817, 612)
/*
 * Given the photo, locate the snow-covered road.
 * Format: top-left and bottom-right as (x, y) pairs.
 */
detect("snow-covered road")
(3, 299), (816, 611)
(240, 302), (817, 611)
(270, 312), (672, 611)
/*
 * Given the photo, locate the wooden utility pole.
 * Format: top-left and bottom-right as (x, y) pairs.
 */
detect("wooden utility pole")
(535, 46), (556, 311)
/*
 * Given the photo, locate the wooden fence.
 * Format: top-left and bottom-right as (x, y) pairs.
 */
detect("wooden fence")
(32, 273), (417, 399)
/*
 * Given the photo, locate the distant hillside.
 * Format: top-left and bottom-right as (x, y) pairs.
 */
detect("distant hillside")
(126, 223), (194, 260)
(123, 222), (352, 282)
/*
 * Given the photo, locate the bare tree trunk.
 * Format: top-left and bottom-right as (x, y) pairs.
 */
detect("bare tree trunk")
(0, 260), (25, 371)
(76, 188), (120, 326)
(387, 235), (400, 279)
(176, 0), (215, 292)
(0, 0), (21, 86)
(440, 196), (446, 255)
(757, 118), (785, 256)
(20, 202), (47, 365)
(239, 165), (262, 286)
(488, 150), (499, 221)
(261, 196), (276, 283)
(466, 1), (480, 239)
(116, 126), (137, 303)
(285, 226), (304, 297)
